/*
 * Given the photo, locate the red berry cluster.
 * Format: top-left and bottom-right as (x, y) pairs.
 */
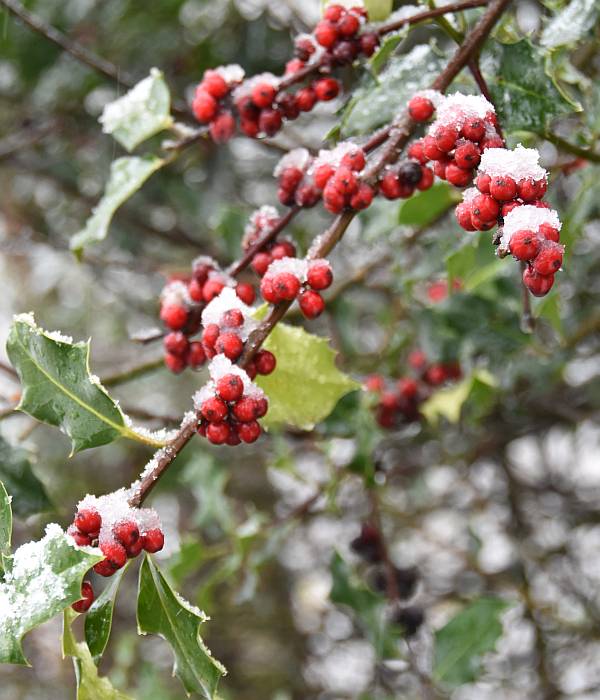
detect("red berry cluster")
(195, 357), (269, 445)
(365, 349), (461, 429)
(160, 257), (255, 373)
(406, 92), (504, 188)
(260, 257), (333, 319)
(68, 502), (164, 613)
(191, 66), (245, 143)
(311, 4), (377, 60)
(379, 159), (434, 200)
(242, 206), (297, 277)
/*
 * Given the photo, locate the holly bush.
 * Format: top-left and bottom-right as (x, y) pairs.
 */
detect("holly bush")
(1, 0), (599, 698)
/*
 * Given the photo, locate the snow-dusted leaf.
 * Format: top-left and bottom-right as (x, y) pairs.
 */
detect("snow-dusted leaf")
(137, 555), (226, 699)
(0, 435), (51, 517)
(70, 155), (165, 254)
(0, 481), (12, 575)
(63, 609), (134, 700)
(6, 313), (166, 452)
(255, 323), (360, 431)
(484, 39), (577, 134)
(0, 525), (103, 664)
(85, 565), (128, 664)
(99, 68), (173, 152)
(433, 597), (509, 688)
(341, 45), (445, 136)
(540, 0), (599, 49)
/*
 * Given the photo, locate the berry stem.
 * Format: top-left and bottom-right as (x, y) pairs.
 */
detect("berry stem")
(375, 0), (489, 36)
(520, 261), (535, 333)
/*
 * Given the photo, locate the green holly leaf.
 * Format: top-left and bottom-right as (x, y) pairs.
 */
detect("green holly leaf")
(369, 31), (407, 75)
(0, 435), (51, 518)
(137, 555), (227, 699)
(0, 525), (103, 664)
(398, 183), (460, 227)
(6, 313), (166, 452)
(255, 323), (360, 430)
(0, 481), (12, 576)
(341, 45), (446, 136)
(484, 39), (578, 134)
(433, 597), (509, 688)
(63, 609), (134, 700)
(540, 0), (599, 49)
(420, 370), (497, 425)
(99, 68), (173, 152)
(85, 565), (128, 664)
(70, 155), (165, 254)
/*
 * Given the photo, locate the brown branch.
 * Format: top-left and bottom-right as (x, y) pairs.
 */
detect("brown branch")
(376, 0), (489, 35)
(131, 0), (512, 508)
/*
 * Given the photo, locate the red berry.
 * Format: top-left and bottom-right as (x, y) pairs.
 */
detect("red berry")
(480, 136), (504, 150)
(501, 201), (520, 218)
(331, 166), (358, 196)
(307, 260), (333, 290)
(455, 202), (475, 231)
(233, 397), (260, 422)
(255, 350), (276, 375)
(454, 140), (481, 170)
(75, 508), (102, 535)
(285, 58), (305, 75)
(533, 242), (563, 275)
(240, 118), (260, 138)
(271, 240), (296, 260)
(422, 135), (444, 161)
(295, 183), (320, 208)
(188, 342), (206, 368)
(142, 528), (165, 553)
(489, 176), (517, 201)
(333, 40), (357, 65)
(126, 537), (144, 558)
(259, 108), (283, 137)
(408, 96), (434, 122)
(245, 361), (258, 380)
(338, 12), (360, 37)
(192, 90), (218, 123)
(539, 223), (560, 242)
(72, 580), (94, 614)
(323, 181), (346, 213)
(314, 21), (339, 48)
(188, 278), (203, 302)
(365, 374), (385, 393)
(206, 421), (230, 444)
(113, 520), (139, 549)
(278, 93), (300, 120)
(226, 429), (242, 446)
(472, 194), (500, 222)
(534, 178), (547, 199)
(202, 278), (225, 302)
(523, 267), (555, 297)
(252, 252), (273, 276)
(397, 378), (418, 399)
(164, 352), (186, 373)
(221, 308), (244, 328)
(380, 391), (399, 410)
(294, 36), (316, 60)
(359, 32), (379, 57)
(272, 272), (301, 300)
(408, 349), (427, 370)
(202, 323), (220, 348)
(461, 119), (486, 142)
(209, 111), (236, 144)
(164, 332), (189, 357)
(255, 396), (268, 418)
(67, 525), (92, 547)
(260, 276), (279, 303)
(445, 163), (472, 187)
(235, 282), (256, 304)
(424, 364), (447, 386)
(296, 87), (317, 112)
(252, 81), (277, 109)
(202, 70), (229, 99)
(434, 125), (458, 152)
(350, 182), (375, 209)
(416, 166), (434, 191)
(314, 163), (335, 189)
(160, 304), (188, 331)
(341, 148), (366, 172)
(217, 374), (245, 402)
(380, 171), (401, 199)
(215, 332), (244, 360)
(509, 229), (541, 261)
(100, 541), (127, 570)
(299, 289), (325, 318)
(470, 213), (495, 231)
(238, 420), (261, 443)
(201, 396), (228, 423)
(324, 3), (344, 21)
(433, 158), (450, 179)
(517, 178), (538, 202)
(476, 173), (491, 193)
(314, 78), (340, 101)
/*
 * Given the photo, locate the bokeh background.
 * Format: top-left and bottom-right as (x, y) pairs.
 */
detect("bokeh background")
(1, 0), (600, 698)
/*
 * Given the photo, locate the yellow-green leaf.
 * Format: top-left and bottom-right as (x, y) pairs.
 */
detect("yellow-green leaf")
(421, 370), (497, 425)
(256, 324), (360, 430)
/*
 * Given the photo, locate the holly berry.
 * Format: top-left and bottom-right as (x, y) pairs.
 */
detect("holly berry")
(206, 421), (230, 444)
(235, 282), (256, 304)
(67, 525), (92, 547)
(359, 32), (379, 57)
(314, 77), (340, 101)
(296, 87), (317, 112)
(202, 70), (229, 99)
(299, 289), (325, 318)
(71, 580), (94, 614)
(307, 260), (333, 290)
(238, 420), (261, 443)
(314, 21), (339, 48)
(445, 163), (472, 187)
(533, 242), (563, 275)
(523, 267), (555, 296)
(350, 182), (375, 209)
(215, 332), (244, 360)
(209, 111), (236, 144)
(113, 520), (139, 549)
(217, 374), (245, 402)
(252, 81), (277, 109)
(160, 304), (188, 331)
(201, 396), (229, 423)
(454, 140), (481, 169)
(539, 223), (560, 242)
(255, 350), (276, 375)
(434, 125), (458, 153)
(75, 508), (102, 535)
(259, 108), (283, 136)
(164, 332), (189, 356)
(489, 175), (517, 201)
(509, 230), (540, 261)
(188, 342), (207, 368)
(462, 118), (486, 142)
(164, 352), (186, 373)
(408, 96), (434, 122)
(233, 396), (260, 422)
(272, 272), (301, 301)
(192, 90), (218, 123)
(472, 194), (500, 222)
(143, 529), (165, 553)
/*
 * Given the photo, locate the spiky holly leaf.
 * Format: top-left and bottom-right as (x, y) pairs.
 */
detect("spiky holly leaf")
(70, 155), (165, 254)
(137, 555), (226, 699)
(0, 481), (12, 576)
(6, 313), (166, 452)
(484, 39), (578, 134)
(255, 323), (360, 430)
(0, 523), (103, 664)
(63, 609), (134, 700)
(540, 0), (599, 49)
(0, 435), (51, 517)
(99, 68), (173, 152)
(85, 565), (128, 664)
(433, 597), (509, 688)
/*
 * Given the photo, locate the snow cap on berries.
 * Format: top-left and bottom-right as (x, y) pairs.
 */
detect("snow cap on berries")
(263, 256), (309, 283)
(500, 205), (562, 250)
(411, 89), (444, 109)
(160, 280), (191, 307)
(201, 287), (257, 340)
(431, 92), (495, 131)
(312, 141), (363, 171)
(214, 64), (245, 86)
(274, 148), (312, 177)
(192, 356), (265, 410)
(462, 187), (479, 204)
(232, 71), (279, 102)
(479, 145), (547, 182)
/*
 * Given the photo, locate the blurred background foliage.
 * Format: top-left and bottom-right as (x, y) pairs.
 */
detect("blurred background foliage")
(0, 0), (600, 698)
